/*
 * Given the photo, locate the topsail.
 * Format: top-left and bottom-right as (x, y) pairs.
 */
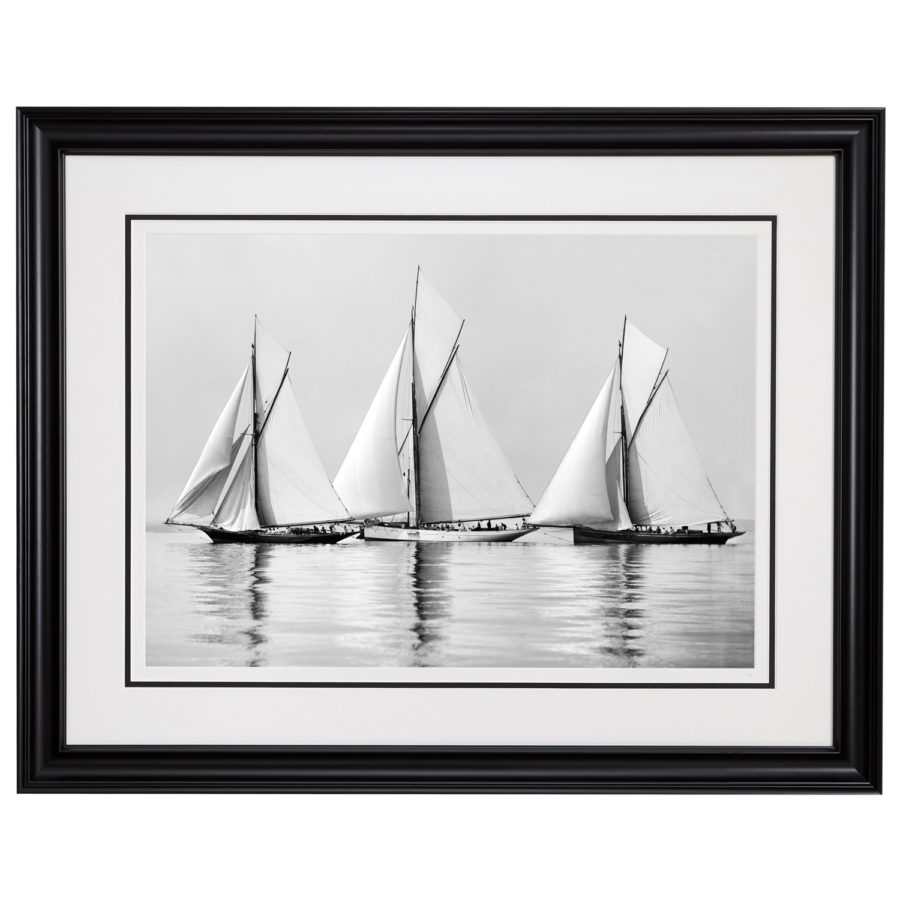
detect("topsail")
(168, 319), (348, 532)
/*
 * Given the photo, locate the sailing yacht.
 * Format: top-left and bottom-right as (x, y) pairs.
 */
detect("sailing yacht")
(165, 319), (354, 544)
(530, 318), (744, 545)
(334, 269), (534, 542)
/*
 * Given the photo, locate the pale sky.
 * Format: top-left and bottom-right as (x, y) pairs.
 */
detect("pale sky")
(145, 230), (760, 523)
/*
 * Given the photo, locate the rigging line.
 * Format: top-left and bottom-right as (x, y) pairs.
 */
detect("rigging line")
(397, 423), (413, 455)
(417, 340), (462, 433)
(513, 474), (535, 506)
(628, 369), (669, 447)
(650, 348), (669, 397)
(620, 316), (669, 449)
(397, 316), (466, 452)
(394, 329), (415, 454)
(705, 477), (731, 520)
(624, 351), (670, 451)
(698, 462), (730, 519)
(410, 316), (466, 438)
(256, 352), (292, 441)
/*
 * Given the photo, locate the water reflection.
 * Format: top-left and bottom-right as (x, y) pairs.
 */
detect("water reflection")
(596, 544), (647, 666)
(244, 544), (270, 666)
(409, 544), (452, 666)
(174, 540), (272, 667)
(146, 528), (755, 669)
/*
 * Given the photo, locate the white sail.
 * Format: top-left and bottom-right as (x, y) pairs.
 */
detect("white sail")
(254, 321), (290, 418)
(417, 354), (533, 523)
(413, 272), (464, 412)
(621, 319), (667, 439)
(605, 437), (634, 530)
(334, 331), (413, 520)
(530, 369), (617, 527)
(169, 364), (251, 523)
(211, 435), (260, 531)
(256, 375), (349, 526)
(627, 375), (728, 526)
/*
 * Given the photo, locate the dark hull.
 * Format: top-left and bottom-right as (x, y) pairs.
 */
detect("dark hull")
(196, 526), (352, 545)
(574, 526), (744, 545)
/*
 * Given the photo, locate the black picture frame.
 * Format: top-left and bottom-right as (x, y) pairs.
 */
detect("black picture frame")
(17, 108), (884, 793)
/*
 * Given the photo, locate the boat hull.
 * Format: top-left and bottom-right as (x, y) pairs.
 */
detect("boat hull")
(362, 524), (532, 543)
(573, 526), (744, 545)
(195, 525), (353, 545)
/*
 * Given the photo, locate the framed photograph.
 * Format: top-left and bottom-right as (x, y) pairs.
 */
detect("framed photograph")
(18, 108), (883, 791)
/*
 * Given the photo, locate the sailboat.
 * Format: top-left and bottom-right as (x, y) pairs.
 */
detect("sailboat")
(530, 318), (744, 545)
(165, 319), (355, 544)
(334, 269), (535, 542)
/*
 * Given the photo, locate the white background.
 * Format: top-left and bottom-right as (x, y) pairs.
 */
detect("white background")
(1, 2), (893, 899)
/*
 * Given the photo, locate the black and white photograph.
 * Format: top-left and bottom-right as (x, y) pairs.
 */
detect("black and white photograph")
(134, 219), (772, 682)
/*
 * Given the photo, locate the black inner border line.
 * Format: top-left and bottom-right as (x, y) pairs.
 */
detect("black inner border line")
(124, 214), (776, 689)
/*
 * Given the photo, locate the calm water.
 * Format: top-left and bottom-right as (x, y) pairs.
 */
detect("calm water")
(145, 525), (755, 668)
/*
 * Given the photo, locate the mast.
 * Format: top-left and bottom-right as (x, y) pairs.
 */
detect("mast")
(618, 317), (629, 508)
(410, 267), (422, 527)
(405, 467), (412, 527)
(251, 316), (261, 524)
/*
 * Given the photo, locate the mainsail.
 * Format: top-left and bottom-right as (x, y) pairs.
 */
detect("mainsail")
(417, 355), (533, 523)
(335, 269), (533, 524)
(168, 320), (348, 531)
(626, 375), (728, 526)
(531, 318), (731, 531)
